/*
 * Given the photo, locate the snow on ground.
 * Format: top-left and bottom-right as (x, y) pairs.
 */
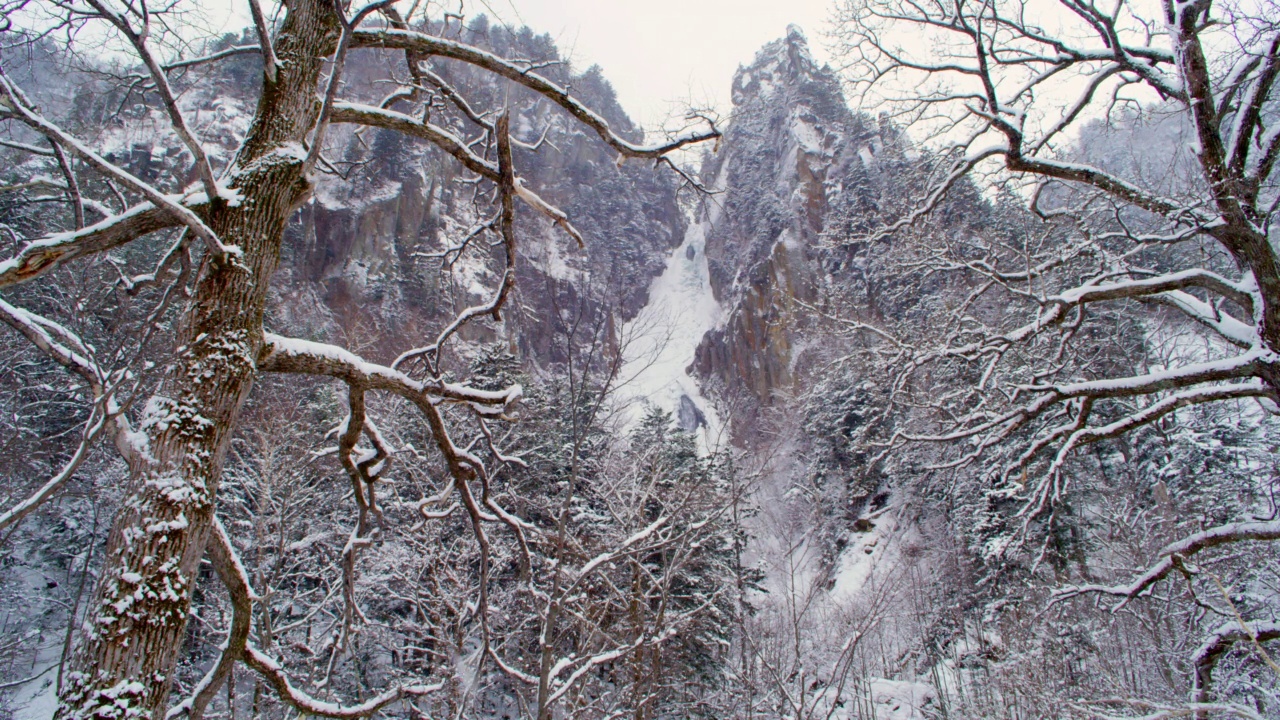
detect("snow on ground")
(828, 503), (917, 602)
(617, 218), (725, 450)
(866, 679), (938, 720)
(5, 560), (66, 719)
(11, 664), (57, 720)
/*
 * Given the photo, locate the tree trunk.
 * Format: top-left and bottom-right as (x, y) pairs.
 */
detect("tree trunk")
(56, 3), (340, 717)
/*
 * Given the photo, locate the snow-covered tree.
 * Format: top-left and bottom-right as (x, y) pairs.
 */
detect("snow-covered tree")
(0, 1), (717, 716)
(837, 0), (1280, 534)
(831, 0), (1280, 712)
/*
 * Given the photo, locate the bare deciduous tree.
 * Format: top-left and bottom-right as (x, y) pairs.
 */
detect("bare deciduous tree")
(0, 1), (717, 717)
(830, 0), (1280, 710)
(836, 0), (1280, 575)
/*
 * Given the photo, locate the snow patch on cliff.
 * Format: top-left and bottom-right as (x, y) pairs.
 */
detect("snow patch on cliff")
(790, 113), (825, 155)
(526, 225), (576, 282)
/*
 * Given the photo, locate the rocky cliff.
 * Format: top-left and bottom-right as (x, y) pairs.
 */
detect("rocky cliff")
(71, 20), (687, 374)
(692, 26), (893, 414)
(269, 20), (688, 370)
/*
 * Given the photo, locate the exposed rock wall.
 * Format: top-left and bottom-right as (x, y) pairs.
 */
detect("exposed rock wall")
(694, 26), (883, 410)
(230, 20), (687, 370)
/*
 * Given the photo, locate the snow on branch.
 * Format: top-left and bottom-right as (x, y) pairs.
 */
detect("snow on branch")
(1055, 520), (1280, 609)
(1043, 349), (1269, 399)
(1154, 291), (1256, 348)
(162, 45), (263, 73)
(0, 202), (182, 289)
(166, 519), (254, 720)
(1192, 620), (1280, 704)
(331, 103), (585, 244)
(930, 269), (1261, 362)
(257, 332), (522, 415)
(1013, 383), (1276, 520)
(0, 74), (239, 263)
(543, 629), (678, 707)
(243, 645), (442, 719)
(1003, 154), (1199, 223)
(81, 0), (220, 199)
(0, 401), (114, 534)
(1049, 381), (1271, 452)
(894, 348), (1269, 453)
(0, 298), (135, 533)
(331, 102), (498, 178)
(245, 0), (279, 83)
(1051, 269), (1256, 312)
(391, 114), (531, 375)
(351, 28), (720, 158)
(191, 514), (442, 719)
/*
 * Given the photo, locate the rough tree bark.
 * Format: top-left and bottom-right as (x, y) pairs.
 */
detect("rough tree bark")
(54, 2), (340, 716)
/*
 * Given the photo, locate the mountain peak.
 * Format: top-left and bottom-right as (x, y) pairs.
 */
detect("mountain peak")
(730, 27), (832, 107)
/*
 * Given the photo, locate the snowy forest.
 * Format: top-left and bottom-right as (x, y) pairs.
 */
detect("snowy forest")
(1, 0), (1279, 717)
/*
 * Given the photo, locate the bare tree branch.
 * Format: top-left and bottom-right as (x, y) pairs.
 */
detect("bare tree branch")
(1056, 520), (1280, 608)
(351, 28), (720, 158)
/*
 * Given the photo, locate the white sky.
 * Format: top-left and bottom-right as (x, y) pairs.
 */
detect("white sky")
(475, 1), (839, 130)
(206, 1), (841, 132)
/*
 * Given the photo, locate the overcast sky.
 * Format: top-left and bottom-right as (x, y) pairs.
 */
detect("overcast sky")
(207, 1), (840, 131)
(208, 1), (839, 130)
(478, 1), (840, 129)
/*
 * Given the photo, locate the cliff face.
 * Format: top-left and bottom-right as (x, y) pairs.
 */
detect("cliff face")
(693, 27), (885, 409)
(72, 21), (901, 419)
(273, 23), (685, 370)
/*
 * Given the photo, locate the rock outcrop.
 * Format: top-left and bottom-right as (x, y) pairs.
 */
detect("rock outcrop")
(693, 27), (888, 412)
(265, 20), (689, 369)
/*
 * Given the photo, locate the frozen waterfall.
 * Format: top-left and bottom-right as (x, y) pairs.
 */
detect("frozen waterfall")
(618, 218), (725, 450)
